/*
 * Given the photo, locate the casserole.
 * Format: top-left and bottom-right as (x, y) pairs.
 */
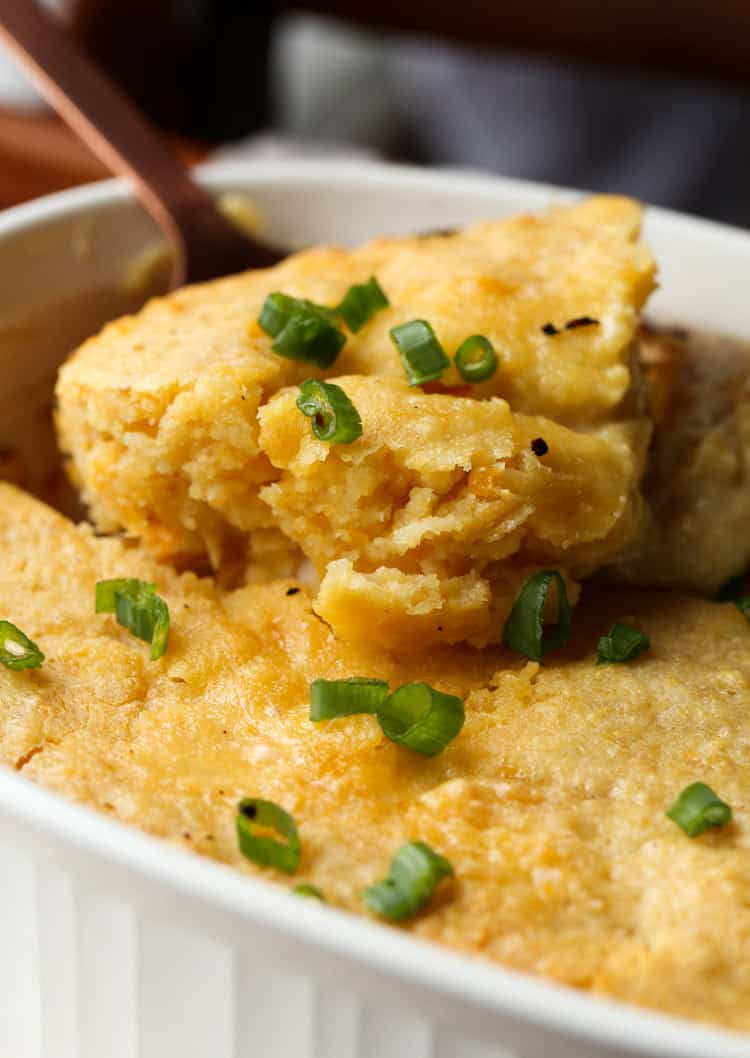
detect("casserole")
(1, 160), (749, 1058)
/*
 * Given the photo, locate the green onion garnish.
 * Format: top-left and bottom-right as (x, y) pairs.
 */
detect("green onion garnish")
(337, 276), (389, 332)
(236, 798), (301, 874)
(310, 677), (389, 721)
(363, 841), (453, 920)
(296, 379), (363, 444)
(95, 579), (169, 660)
(0, 621), (44, 670)
(376, 682), (464, 756)
(454, 334), (498, 383)
(666, 783), (732, 838)
(502, 570), (571, 662)
(258, 292), (340, 335)
(293, 883), (325, 900)
(389, 320), (450, 386)
(258, 292), (346, 368)
(596, 623), (650, 665)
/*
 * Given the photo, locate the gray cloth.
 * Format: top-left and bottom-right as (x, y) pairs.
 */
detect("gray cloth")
(272, 16), (750, 228)
(387, 39), (750, 227)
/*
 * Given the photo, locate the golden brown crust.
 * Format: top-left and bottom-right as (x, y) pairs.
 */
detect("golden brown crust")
(3, 484), (750, 1031)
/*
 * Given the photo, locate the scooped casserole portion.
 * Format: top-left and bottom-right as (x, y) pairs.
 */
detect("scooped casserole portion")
(56, 197), (654, 648)
(3, 196), (750, 1033)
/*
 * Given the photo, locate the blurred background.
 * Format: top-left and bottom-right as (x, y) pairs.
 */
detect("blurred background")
(1, 0), (750, 224)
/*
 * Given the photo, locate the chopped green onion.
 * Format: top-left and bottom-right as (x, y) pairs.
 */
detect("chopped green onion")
(0, 621), (44, 671)
(310, 677), (389, 721)
(296, 379), (363, 444)
(95, 579), (170, 660)
(377, 682), (464, 756)
(95, 578), (136, 613)
(258, 292), (339, 336)
(502, 570), (571, 663)
(389, 320), (450, 386)
(293, 883), (325, 900)
(258, 292), (346, 368)
(596, 623), (650, 665)
(363, 841), (453, 920)
(236, 798), (301, 873)
(666, 783), (732, 838)
(337, 276), (389, 332)
(454, 335), (498, 383)
(273, 314), (346, 367)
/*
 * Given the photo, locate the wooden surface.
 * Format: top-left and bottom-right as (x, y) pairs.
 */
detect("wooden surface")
(0, 107), (205, 210)
(0, 108), (105, 207)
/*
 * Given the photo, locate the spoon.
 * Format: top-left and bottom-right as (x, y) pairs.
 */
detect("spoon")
(0, 0), (284, 289)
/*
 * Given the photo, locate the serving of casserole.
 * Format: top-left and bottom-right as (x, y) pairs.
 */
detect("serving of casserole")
(1, 161), (749, 1058)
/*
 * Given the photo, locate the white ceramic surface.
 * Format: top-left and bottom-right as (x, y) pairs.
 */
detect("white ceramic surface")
(0, 161), (749, 1058)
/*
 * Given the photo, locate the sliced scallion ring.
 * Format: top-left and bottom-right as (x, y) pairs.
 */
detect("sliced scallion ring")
(389, 319), (450, 386)
(293, 883), (325, 900)
(310, 677), (389, 721)
(596, 622), (650, 665)
(258, 292), (339, 336)
(273, 314), (346, 367)
(363, 841), (453, 920)
(258, 293), (346, 367)
(337, 276), (389, 332)
(376, 682), (464, 756)
(454, 334), (497, 383)
(0, 621), (44, 670)
(95, 578), (170, 660)
(666, 783), (732, 838)
(296, 379), (363, 444)
(237, 798), (301, 873)
(502, 570), (571, 663)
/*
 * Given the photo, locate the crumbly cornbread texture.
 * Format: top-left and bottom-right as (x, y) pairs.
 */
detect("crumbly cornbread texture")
(56, 197), (655, 645)
(614, 328), (750, 594)
(3, 484), (750, 1033)
(260, 376), (647, 648)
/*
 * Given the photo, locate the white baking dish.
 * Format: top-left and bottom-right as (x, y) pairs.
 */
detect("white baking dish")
(0, 161), (748, 1058)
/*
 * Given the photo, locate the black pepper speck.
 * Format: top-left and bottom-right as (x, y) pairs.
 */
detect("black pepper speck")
(565, 316), (599, 330)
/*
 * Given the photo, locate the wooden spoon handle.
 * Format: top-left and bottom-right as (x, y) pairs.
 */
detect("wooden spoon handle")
(0, 0), (279, 285)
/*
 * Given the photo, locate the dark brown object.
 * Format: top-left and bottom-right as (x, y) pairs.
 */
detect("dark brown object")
(297, 0), (750, 86)
(0, 0), (283, 287)
(68, 0), (273, 142)
(565, 316), (600, 330)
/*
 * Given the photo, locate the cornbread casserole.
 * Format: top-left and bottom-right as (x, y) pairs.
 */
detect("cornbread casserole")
(56, 197), (654, 648)
(3, 196), (750, 1034)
